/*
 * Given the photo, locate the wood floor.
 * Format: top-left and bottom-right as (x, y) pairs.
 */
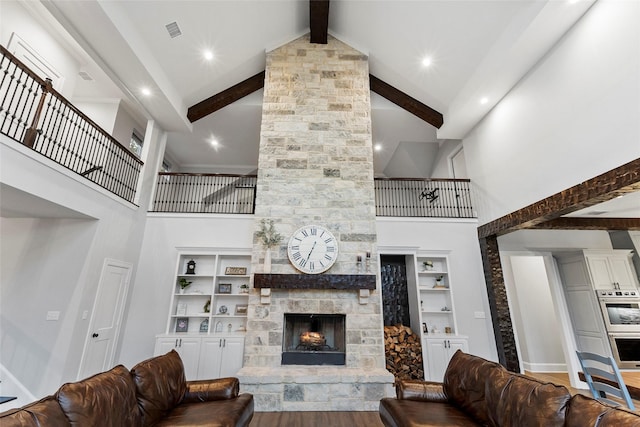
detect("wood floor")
(249, 411), (384, 427)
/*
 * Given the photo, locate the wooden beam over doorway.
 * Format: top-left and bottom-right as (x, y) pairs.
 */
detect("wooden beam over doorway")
(529, 217), (640, 231)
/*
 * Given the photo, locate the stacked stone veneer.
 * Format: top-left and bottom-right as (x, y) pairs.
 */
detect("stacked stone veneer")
(238, 34), (394, 411)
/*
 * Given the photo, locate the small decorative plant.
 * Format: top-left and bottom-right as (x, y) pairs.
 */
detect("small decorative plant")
(178, 278), (192, 291)
(240, 284), (249, 293)
(256, 219), (282, 248)
(423, 260), (433, 270)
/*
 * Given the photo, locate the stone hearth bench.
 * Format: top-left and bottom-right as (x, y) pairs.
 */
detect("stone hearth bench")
(379, 350), (640, 426)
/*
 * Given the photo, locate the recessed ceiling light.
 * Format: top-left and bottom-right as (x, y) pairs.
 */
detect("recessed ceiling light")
(480, 97), (489, 105)
(203, 50), (214, 61)
(421, 57), (432, 68)
(141, 87), (152, 97)
(209, 137), (219, 148)
(374, 143), (383, 152)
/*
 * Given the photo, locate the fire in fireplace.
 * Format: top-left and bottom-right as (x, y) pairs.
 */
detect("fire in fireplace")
(282, 313), (346, 365)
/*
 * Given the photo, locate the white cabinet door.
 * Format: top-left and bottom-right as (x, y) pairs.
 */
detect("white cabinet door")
(425, 337), (468, 381)
(155, 336), (201, 380)
(199, 337), (225, 379)
(220, 337), (245, 377)
(425, 338), (449, 382)
(586, 255), (615, 289)
(608, 256), (639, 289)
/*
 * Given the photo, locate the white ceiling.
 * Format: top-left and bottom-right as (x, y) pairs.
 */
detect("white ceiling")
(24, 0), (638, 218)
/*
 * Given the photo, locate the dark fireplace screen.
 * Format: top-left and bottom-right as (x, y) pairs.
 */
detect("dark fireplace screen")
(282, 313), (346, 365)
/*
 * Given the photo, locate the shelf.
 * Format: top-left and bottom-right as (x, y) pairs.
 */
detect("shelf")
(418, 271), (448, 275)
(214, 293), (250, 297)
(217, 275), (251, 279)
(422, 310), (453, 314)
(175, 293), (210, 296)
(171, 314), (210, 318)
(177, 274), (214, 278)
(212, 315), (247, 318)
(419, 287), (450, 292)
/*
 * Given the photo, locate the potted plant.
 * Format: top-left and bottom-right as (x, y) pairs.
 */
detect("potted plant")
(255, 219), (282, 273)
(423, 260), (434, 271)
(178, 278), (192, 294)
(240, 284), (249, 294)
(434, 275), (445, 288)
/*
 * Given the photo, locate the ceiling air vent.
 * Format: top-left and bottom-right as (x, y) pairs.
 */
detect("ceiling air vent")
(165, 21), (182, 38)
(78, 71), (93, 81)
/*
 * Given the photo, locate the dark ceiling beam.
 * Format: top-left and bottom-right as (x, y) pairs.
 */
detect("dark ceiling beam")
(187, 71), (266, 123)
(478, 157), (640, 238)
(370, 74), (444, 129)
(310, 0), (330, 44)
(529, 217), (640, 231)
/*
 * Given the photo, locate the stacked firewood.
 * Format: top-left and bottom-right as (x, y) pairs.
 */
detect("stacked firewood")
(384, 324), (424, 382)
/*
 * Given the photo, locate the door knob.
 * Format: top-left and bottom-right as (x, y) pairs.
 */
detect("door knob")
(92, 333), (99, 338)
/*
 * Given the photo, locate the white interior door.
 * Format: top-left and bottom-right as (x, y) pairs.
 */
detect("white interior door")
(78, 259), (132, 379)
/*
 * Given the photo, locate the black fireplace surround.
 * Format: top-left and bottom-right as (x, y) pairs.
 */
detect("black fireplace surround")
(282, 313), (346, 366)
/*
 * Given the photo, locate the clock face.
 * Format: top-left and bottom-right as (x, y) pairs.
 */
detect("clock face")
(287, 225), (338, 274)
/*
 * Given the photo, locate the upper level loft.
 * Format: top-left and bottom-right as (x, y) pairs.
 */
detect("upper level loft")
(1, 44), (475, 220)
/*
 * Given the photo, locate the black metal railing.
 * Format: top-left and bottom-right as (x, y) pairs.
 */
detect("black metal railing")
(152, 173), (257, 214)
(375, 178), (475, 218)
(0, 45), (143, 204)
(151, 173), (474, 218)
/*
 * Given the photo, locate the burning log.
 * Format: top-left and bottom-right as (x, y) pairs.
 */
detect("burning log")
(384, 324), (424, 383)
(300, 331), (326, 348)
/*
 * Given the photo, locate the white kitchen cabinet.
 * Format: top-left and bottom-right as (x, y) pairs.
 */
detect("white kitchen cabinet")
(199, 336), (245, 378)
(424, 336), (468, 381)
(584, 250), (639, 290)
(154, 336), (202, 380)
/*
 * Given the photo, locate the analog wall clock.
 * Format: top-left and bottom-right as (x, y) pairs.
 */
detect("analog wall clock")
(287, 225), (338, 274)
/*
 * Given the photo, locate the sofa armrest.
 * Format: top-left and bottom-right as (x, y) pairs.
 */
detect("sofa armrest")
(182, 377), (240, 403)
(396, 380), (448, 402)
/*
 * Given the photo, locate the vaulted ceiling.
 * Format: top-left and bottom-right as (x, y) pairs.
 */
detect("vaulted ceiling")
(36, 0), (597, 177)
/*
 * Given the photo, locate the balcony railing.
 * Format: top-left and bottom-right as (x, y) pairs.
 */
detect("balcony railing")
(150, 173), (475, 218)
(375, 178), (475, 218)
(0, 45), (143, 204)
(151, 173), (257, 214)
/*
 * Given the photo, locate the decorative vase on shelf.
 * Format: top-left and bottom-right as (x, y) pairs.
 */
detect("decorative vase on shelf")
(264, 248), (272, 274)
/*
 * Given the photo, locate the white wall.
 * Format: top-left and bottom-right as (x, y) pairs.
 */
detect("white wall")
(376, 218), (497, 361)
(0, 1), (79, 97)
(74, 100), (119, 136)
(464, 0), (640, 225)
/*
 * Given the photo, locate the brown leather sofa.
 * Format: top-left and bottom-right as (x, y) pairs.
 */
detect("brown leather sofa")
(0, 350), (254, 426)
(380, 350), (640, 427)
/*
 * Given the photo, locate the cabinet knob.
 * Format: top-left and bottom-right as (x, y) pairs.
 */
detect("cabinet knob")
(92, 333), (99, 338)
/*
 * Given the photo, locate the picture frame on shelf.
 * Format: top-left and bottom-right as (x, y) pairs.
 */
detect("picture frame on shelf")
(199, 319), (209, 333)
(234, 304), (248, 315)
(225, 266), (247, 275)
(176, 303), (187, 316)
(175, 317), (189, 333)
(218, 283), (232, 294)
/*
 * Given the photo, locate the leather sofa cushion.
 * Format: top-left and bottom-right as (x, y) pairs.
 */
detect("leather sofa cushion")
(565, 394), (640, 426)
(0, 395), (68, 426)
(131, 349), (187, 426)
(379, 398), (480, 427)
(155, 394), (255, 427)
(57, 364), (142, 426)
(442, 349), (502, 425)
(485, 368), (571, 427)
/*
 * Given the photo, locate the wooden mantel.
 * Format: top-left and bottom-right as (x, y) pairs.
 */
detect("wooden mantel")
(253, 273), (376, 290)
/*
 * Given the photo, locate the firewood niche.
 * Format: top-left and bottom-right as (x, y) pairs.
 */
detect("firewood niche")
(253, 274), (376, 304)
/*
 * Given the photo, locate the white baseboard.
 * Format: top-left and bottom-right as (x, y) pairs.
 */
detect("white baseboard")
(0, 363), (36, 410)
(523, 361), (567, 373)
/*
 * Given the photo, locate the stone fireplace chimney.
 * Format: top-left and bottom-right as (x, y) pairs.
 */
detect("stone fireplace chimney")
(238, 34), (394, 411)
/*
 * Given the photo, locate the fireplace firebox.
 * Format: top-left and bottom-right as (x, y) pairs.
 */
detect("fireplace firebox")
(282, 313), (346, 365)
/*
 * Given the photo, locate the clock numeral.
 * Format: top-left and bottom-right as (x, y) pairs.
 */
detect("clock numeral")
(309, 262), (315, 271)
(319, 260), (326, 267)
(301, 230), (309, 237)
(291, 245), (300, 251)
(292, 252), (302, 261)
(324, 254), (332, 261)
(324, 238), (333, 244)
(326, 246), (335, 252)
(298, 259), (307, 267)
(310, 228), (317, 236)
(294, 237), (302, 242)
